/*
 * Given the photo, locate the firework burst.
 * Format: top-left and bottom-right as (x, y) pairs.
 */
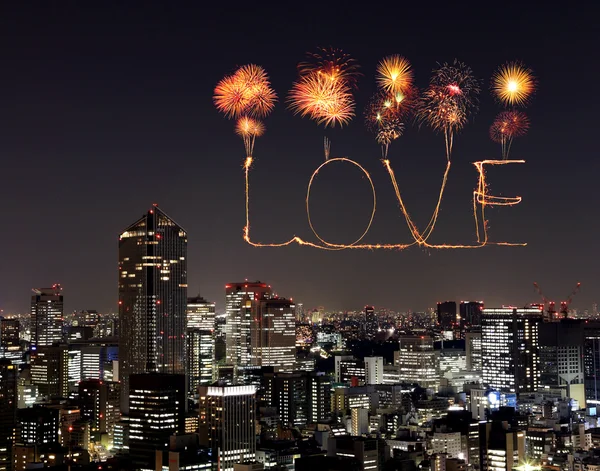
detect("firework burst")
(213, 64), (277, 119)
(491, 61), (536, 107)
(490, 110), (530, 159)
(376, 55), (413, 95)
(431, 59), (480, 115)
(298, 46), (361, 87)
(288, 72), (355, 127)
(236, 116), (265, 157)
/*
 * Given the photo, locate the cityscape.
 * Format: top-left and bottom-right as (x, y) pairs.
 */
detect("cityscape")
(0, 3), (598, 471)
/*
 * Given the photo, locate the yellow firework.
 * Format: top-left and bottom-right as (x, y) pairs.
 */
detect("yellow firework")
(492, 62), (536, 107)
(235, 116), (265, 157)
(376, 55), (413, 94)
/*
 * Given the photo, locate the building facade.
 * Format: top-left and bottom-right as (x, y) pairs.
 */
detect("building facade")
(31, 285), (63, 348)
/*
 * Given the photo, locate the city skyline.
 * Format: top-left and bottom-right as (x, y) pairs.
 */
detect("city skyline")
(0, 4), (597, 314)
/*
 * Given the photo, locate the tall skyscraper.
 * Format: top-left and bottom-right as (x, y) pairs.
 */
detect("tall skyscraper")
(364, 306), (377, 338)
(187, 328), (214, 396)
(31, 285), (63, 348)
(460, 301), (484, 328)
(395, 335), (439, 391)
(199, 384), (256, 471)
(437, 301), (457, 330)
(0, 360), (17, 471)
(78, 379), (120, 447)
(481, 307), (543, 393)
(465, 331), (482, 371)
(118, 205), (187, 413)
(225, 281), (271, 369)
(30, 344), (69, 399)
(364, 357), (384, 385)
(253, 297), (296, 371)
(187, 296), (216, 331)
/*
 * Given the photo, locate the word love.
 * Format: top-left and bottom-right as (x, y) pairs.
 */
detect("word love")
(243, 156), (526, 251)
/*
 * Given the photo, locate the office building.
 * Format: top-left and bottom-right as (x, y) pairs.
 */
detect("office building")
(481, 307), (543, 393)
(225, 281), (272, 369)
(327, 436), (378, 471)
(479, 421), (525, 471)
(395, 335), (439, 391)
(78, 379), (120, 447)
(364, 305), (377, 338)
(199, 384), (256, 471)
(308, 372), (332, 423)
(0, 360), (17, 471)
(335, 355), (365, 385)
(351, 408), (369, 435)
(364, 356), (384, 385)
(31, 285), (63, 348)
(465, 331), (482, 371)
(0, 318), (19, 349)
(187, 296), (216, 331)
(252, 297), (296, 371)
(30, 344), (69, 399)
(16, 406), (59, 445)
(263, 372), (307, 427)
(459, 301), (484, 328)
(437, 301), (457, 330)
(128, 373), (186, 469)
(187, 328), (214, 397)
(118, 205), (187, 413)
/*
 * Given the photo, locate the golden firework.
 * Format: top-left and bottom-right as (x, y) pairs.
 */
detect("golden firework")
(492, 62), (536, 107)
(235, 116), (265, 157)
(376, 55), (413, 94)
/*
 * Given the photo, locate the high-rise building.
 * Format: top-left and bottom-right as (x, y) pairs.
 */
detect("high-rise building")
(225, 282), (271, 369)
(199, 384), (256, 471)
(335, 356), (365, 385)
(351, 408), (369, 436)
(481, 307), (543, 393)
(465, 331), (482, 371)
(459, 301), (484, 329)
(0, 318), (20, 349)
(395, 335), (439, 391)
(128, 373), (186, 469)
(16, 406), (59, 446)
(187, 328), (214, 397)
(78, 379), (120, 447)
(252, 297), (296, 371)
(364, 357), (384, 385)
(263, 372), (308, 427)
(30, 344), (69, 399)
(31, 285), (63, 348)
(327, 436), (379, 470)
(0, 360), (17, 471)
(437, 301), (457, 330)
(308, 372), (331, 423)
(364, 306), (377, 339)
(118, 205), (187, 413)
(187, 296), (216, 331)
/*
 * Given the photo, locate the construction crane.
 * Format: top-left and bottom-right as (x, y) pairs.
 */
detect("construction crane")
(533, 282), (582, 321)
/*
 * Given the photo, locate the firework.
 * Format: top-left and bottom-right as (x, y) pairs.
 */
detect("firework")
(288, 72), (355, 127)
(298, 46), (361, 87)
(376, 55), (413, 94)
(213, 64), (277, 119)
(491, 62), (536, 107)
(430, 59), (480, 115)
(235, 116), (265, 157)
(490, 111), (530, 159)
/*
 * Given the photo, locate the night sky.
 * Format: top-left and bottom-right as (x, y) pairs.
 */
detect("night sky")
(1, 3), (598, 314)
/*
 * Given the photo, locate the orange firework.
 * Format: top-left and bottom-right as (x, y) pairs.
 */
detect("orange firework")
(490, 111), (530, 159)
(492, 62), (536, 107)
(376, 55), (413, 94)
(213, 64), (277, 119)
(288, 72), (355, 127)
(298, 47), (361, 87)
(235, 116), (265, 157)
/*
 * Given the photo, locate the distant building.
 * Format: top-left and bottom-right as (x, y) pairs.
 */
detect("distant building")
(328, 436), (379, 471)
(459, 301), (484, 328)
(30, 344), (69, 399)
(364, 356), (384, 385)
(31, 285), (63, 348)
(465, 331), (482, 371)
(364, 306), (377, 338)
(0, 360), (17, 471)
(395, 335), (439, 392)
(437, 302), (457, 330)
(187, 328), (214, 396)
(187, 296), (216, 331)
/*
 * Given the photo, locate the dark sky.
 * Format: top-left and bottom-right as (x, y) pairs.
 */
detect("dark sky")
(1, 3), (598, 314)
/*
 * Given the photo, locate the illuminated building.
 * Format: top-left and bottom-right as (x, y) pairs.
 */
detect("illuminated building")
(328, 436), (379, 471)
(437, 301), (457, 330)
(482, 307), (542, 393)
(364, 356), (384, 385)
(333, 386), (379, 414)
(128, 373), (186, 469)
(253, 297), (296, 371)
(395, 335), (439, 392)
(351, 408), (369, 435)
(295, 323), (314, 347)
(118, 205), (187, 414)
(30, 344), (69, 399)
(16, 406), (59, 446)
(364, 305), (377, 338)
(225, 281), (271, 369)
(262, 371), (308, 426)
(199, 384), (256, 471)
(0, 318), (22, 366)
(460, 301), (484, 328)
(0, 360), (17, 471)
(465, 331), (482, 371)
(187, 295), (215, 331)
(438, 348), (466, 378)
(73, 310), (99, 328)
(430, 432), (462, 458)
(308, 372), (331, 423)
(78, 379), (120, 447)
(478, 421), (525, 471)
(31, 285), (63, 348)
(335, 355), (365, 385)
(187, 328), (214, 397)
(295, 302), (304, 322)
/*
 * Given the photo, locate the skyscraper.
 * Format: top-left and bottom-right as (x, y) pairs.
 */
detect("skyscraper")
(395, 335), (439, 391)
(225, 281), (271, 369)
(187, 328), (214, 396)
(437, 301), (457, 330)
(31, 285), (63, 348)
(30, 344), (69, 399)
(253, 297), (296, 371)
(460, 301), (484, 329)
(0, 360), (17, 471)
(118, 205), (187, 413)
(481, 307), (543, 393)
(364, 306), (377, 338)
(187, 296), (216, 331)
(199, 384), (256, 471)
